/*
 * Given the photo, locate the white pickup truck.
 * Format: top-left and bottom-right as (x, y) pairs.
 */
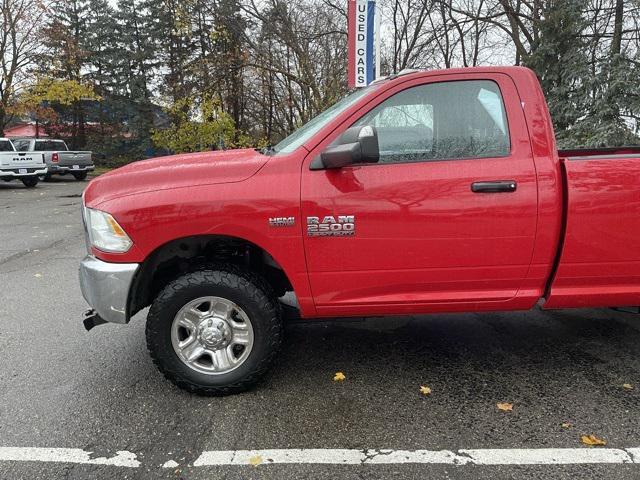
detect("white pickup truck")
(0, 138), (46, 188)
(13, 138), (93, 181)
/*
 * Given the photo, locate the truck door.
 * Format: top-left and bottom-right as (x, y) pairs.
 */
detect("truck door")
(301, 73), (538, 316)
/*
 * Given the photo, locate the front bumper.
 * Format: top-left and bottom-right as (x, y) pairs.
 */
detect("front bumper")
(0, 167), (48, 178)
(79, 256), (139, 324)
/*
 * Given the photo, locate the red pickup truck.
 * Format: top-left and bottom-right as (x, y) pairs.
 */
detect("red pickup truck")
(80, 66), (640, 395)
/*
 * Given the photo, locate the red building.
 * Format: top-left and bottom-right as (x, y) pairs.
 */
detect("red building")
(4, 123), (49, 138)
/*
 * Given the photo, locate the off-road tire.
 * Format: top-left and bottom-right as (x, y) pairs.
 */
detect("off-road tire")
(21, 176), (38, 188)
(146, 266), (283, 396)
(72, 171), (88, 181)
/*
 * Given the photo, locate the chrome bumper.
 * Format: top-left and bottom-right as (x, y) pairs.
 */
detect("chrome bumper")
(0, 167), (48, 177)
(49, 165), (94, 173)
(79, 256), (139, 324)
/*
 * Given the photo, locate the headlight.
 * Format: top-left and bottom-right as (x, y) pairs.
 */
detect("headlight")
(84, 207), (133, 253)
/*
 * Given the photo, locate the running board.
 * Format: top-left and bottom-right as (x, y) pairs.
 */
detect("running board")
(612, 306), (640, 314)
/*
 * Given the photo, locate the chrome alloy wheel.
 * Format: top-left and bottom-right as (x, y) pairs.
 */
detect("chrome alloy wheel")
(170, 296), (254, 375)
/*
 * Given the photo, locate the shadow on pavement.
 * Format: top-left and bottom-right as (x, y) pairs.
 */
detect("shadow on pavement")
(64, 308), (640, 457)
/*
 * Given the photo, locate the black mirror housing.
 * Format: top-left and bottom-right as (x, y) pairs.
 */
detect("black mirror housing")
(311, 125), (380, 170)
(319, 141), (362, 169)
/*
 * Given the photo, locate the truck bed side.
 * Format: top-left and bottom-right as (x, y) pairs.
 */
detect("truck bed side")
(545, 147), (640, 308)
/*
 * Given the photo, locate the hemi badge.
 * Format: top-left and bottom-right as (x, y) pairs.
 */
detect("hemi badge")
(269, 217), (295, 227)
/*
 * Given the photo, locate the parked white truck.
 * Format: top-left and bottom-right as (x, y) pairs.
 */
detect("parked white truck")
(0, 138), (46, 188)
(13, 139), (93, 181)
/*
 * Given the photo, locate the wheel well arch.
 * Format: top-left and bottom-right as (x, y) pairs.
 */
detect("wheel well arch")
(128, 235), (293, 319)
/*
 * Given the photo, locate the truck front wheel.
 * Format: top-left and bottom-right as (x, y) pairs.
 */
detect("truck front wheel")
(146, 267), (283, 395)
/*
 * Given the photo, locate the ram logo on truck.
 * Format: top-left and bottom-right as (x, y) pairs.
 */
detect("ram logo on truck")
(307, 215), (355, 237)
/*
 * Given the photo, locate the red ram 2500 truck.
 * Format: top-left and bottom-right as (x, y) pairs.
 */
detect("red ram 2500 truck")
(80, 66), (640, 395)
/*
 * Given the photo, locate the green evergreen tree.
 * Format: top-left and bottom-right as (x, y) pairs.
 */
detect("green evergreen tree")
(112, 0), (157, 156)
(571, 55), (639, 147)
(143, 0), (197, 107)
(83, 0), (119, 157)
(523, 0), (590, 147)
(210, 0), (247, 134)
(40, 0), (91, 147)
(569, 0), (639, 147)
(85, 0), (116, 90)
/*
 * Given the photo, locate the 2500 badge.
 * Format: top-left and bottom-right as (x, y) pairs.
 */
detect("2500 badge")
(307, 215), (355, 237)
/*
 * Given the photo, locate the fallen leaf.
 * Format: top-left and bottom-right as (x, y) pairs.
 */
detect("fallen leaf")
(581, 434), (606, 446)
(561, 422), (572, 429)
(249, 455), (263, 466)
(496, 402), (513, 412)
(623, 383), (634, 390)
(34, 273), (42, 278)
(333, 372), (346, 382)
(419, 385), (432, 396)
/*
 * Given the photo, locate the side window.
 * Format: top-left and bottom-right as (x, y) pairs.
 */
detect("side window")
(354, 80), (510, 164)
(34, 141), (59, 151)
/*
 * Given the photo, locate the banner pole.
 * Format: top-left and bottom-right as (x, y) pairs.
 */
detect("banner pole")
(375, 1), (381, 80)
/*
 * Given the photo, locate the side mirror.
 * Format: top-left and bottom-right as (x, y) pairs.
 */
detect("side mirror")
(311, 125), (379, 170)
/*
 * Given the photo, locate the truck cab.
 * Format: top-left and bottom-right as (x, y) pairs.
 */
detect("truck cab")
(79, 66), (640, 395)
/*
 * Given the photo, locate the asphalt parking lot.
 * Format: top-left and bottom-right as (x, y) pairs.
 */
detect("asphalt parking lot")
(1, 178), (640, 479)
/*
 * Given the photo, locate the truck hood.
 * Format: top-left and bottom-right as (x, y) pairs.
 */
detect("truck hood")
(84, 149), (268, 207)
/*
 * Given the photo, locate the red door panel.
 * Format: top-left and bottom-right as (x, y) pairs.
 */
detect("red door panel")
(301, 73), (538, 316)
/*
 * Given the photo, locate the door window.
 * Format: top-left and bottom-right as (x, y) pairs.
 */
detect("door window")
(354, 80), (510, 164)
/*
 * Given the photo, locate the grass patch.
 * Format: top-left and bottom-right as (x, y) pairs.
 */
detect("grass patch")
(90, 166), (115, 177)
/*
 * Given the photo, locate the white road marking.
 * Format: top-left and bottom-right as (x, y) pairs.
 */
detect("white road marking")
(628, 448), (640, 461)
(1, 446), (639, 469)
(194, 449), (366, 466)
(458, 448), (633, 465)
(0, 448), (140, 467)
(193, 447), (640, 466)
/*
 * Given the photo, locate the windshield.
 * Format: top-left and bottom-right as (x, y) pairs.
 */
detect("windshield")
(272, 86), (376, 155)
(34, 140), (67, 151)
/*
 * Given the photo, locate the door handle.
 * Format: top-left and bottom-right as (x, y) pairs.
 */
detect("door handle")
(471, 180), (517, 193)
